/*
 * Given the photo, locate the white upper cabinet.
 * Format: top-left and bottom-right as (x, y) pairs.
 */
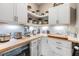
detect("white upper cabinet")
(0, 3), (27, 25)
(48, 3), (76, 25)
(58, 4), (70, 24)
(0, 3), (14, 23)
(16, 3), (27, 25)
(48, 7), (58, 25)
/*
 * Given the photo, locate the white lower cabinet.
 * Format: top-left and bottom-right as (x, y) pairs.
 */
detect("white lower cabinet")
(47, 37), (72, 56)
(41, 36), (48, 56)
(30, 46), (37, 56)
(30, 39), (38, 56)
(30, 37), (41, 56)
(48, 38), (72, 49)
(30, 36), (48, 56)
(49, 45), (72, 56)
(47, 49), (59, 56)
(37, 37), (42, 56)
(30, 36), (72, 56)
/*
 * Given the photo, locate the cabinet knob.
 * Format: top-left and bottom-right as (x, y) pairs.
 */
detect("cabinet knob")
(56, 47), (62, 50)
(56, 20), (59, 24)
(14, 16), (18, 22)
(56, 42), (62, 44)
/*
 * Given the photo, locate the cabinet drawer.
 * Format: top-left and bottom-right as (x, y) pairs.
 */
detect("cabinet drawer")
(47, 50), (55, 56)
(50, 45), (72, 56)
(48, 38), (72, 48)
(30, 39), (38, 47)
(47, 48), (59, 56)
(47, 45), (64, 56)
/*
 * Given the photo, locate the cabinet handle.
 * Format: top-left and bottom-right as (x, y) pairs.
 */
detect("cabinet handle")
(46, 39), (48, 43)
(37, 45), (39, 56)
(14, 16), (18, 22)
(37, 40), (40, 56)
(56, 20), (59, 24)
(56, 47), (62, 50)
(56, 42), (62, 44)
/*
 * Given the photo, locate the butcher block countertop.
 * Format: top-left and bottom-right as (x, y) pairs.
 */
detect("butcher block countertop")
(0, 34), (42, 54)
(0, 34), (79, 54)
(48, 34), (79, 43)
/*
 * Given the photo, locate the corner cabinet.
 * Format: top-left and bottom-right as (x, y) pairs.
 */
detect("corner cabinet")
(48, 3), (76, 25)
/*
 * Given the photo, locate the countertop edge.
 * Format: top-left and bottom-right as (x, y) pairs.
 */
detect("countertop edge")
(48, 34), (79, 43)
(0, 35), (42, 54)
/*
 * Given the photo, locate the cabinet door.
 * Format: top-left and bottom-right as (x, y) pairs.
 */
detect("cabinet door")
(41, 37), (48, 56)
(58, 4), (70, 24)
(48, 37), (72, 48)
(30, 39), (38, 47)
(47, 46), (61, 56)
(17, 3), (27, 25)
(30, 38), (42, 56)
(76, 4), (79, 28)
(48, 7), (58, 25)
(30, 46), (37, 56)
(0, 3), (14, 23)
(37, 38), (42, 56)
